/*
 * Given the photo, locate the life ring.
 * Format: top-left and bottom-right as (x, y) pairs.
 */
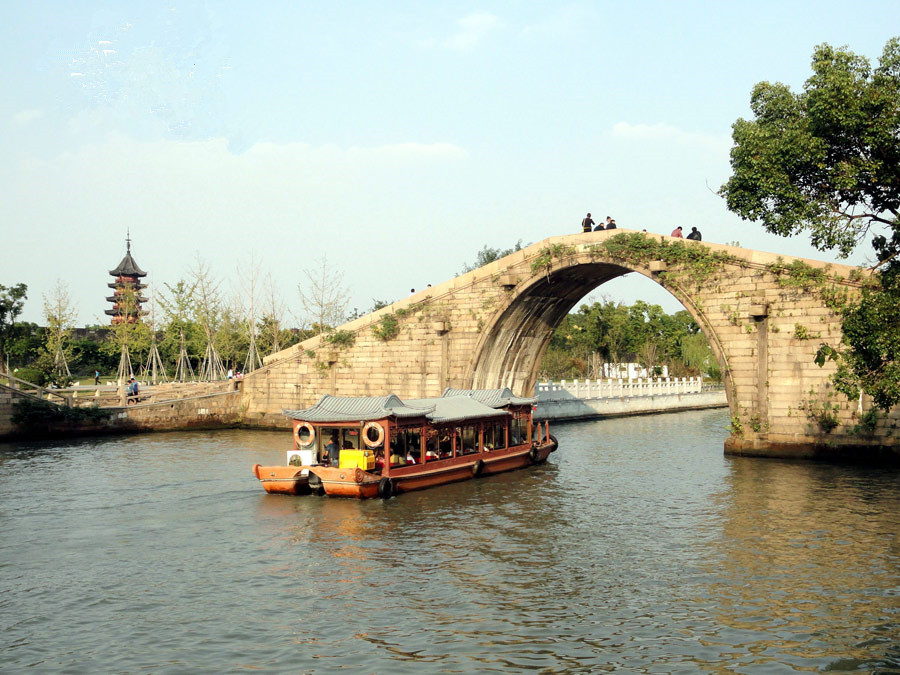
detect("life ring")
(529, 446), (541, 464)
(472, 459), (485, 477)
(378, 477), (393, 499)
(293, 422), (315, 448)
(363, 421), (385, 449)
(354, 468), (364, 484)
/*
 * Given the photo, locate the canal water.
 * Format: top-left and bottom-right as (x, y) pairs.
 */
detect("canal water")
(1, 409), (898, 673)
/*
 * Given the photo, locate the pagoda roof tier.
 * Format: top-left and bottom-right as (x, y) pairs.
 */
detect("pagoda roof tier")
(107, 281), (147, 290)
(106, 295), (148, 303)
(109, 235), (147, 277)
(105, 308), (150, 316)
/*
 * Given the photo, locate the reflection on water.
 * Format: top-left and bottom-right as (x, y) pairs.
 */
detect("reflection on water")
(1, 411), (898, 672)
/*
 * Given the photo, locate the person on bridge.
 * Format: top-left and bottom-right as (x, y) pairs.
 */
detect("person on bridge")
(671, 226), (684, 238)
(581, 213), (595, 233)
(686, 226), (702, 241)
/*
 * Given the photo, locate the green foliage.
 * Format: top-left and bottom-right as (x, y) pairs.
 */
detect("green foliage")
(540, 298), (718, 381)
(322, 329), (355, 349)
(852, 408), (879, 435)
(0, 282), (28, 366)
(731, 415), (744, 437)
(800, 395), (840, 433)
(722, 37), (900, 415)
(530, 243), (577, 277)
(594, 232), (738, 286)
(720, 38), (900, 257)
(11, 397), (114, 429)
(373, 314), (401, 341)
(820, 271), (900, 411)
(462, 240), (526, 273)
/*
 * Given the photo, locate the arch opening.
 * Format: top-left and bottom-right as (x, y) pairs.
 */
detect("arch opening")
(468, 258), (730, 403)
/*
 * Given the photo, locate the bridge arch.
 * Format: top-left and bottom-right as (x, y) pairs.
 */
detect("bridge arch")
(466, 252), (732, 406)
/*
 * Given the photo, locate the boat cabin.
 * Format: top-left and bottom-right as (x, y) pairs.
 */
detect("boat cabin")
(284, 387), (548, 478)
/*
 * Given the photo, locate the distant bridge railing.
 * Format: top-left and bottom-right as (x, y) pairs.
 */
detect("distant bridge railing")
(536, 377), (706, 401)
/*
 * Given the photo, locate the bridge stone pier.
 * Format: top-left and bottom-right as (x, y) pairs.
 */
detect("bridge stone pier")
(241, 230), (898, 462)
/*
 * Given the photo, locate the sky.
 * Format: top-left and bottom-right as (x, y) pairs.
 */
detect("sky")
(2, 1), (898, 326)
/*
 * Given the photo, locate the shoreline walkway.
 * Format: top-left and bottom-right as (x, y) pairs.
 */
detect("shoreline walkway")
(534, 377), (727, 422)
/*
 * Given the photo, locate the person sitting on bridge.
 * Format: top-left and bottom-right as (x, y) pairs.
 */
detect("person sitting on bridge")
(671, 226), (684, 238)
(581, 213), (595, 233)
(686, 226), (702, 241)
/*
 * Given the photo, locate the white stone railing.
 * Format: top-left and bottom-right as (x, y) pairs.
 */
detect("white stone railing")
(536, 377), (703, 401)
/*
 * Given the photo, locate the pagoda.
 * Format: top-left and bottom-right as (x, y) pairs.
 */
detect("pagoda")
(105, 234), (148, 324)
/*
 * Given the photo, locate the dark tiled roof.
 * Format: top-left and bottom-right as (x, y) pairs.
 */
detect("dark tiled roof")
(442, 387), (536, 407)
(109, 252), (147, 277)
(283, 394), (432, 422)
(284, 391), (511, 424)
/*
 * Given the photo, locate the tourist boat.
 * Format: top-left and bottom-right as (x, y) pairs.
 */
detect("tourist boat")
(252, 387), (558, 499)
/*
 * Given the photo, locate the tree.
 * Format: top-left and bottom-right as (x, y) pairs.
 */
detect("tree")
(721, 37), (900, 411)
(461, 240), (526, 273)
(720, 38), (900, 257)
(0, 283), (27, 371)
(298, 255), (350, 335)
(40, 280), (78, 385)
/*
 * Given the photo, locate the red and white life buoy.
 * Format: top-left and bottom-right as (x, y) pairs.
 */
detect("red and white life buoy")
(293, 421), (316, 448)
(362, 421), (385, 449)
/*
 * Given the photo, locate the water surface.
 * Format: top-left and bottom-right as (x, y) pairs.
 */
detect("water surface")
(2, 410), (898, 672)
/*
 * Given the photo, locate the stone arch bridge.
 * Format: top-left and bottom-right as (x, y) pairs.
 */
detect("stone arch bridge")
(241, 230), (896, 461)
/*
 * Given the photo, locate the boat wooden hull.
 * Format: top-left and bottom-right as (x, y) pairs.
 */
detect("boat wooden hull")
(309, 466), (381, 498)
(252, 464), (310, 495)
(253, 439), (557, 499)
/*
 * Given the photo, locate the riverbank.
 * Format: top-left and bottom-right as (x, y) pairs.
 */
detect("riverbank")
(535, 389), (727, 422)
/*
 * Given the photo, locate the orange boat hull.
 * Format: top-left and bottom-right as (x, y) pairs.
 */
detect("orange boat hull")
(252, 464), (310, 495)
(254, 440), (557, 499)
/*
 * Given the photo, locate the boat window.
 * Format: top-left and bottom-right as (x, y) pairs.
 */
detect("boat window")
(459, 425), (478, 454)
(320, 427), (341, 463)
(486, 421), (506, 450)
(438, 430), (453, 458)
(341, 428), (359, 450)
(425, 428), (441, 461)
(390, 428), (422, 463)
(510, 415), (527, 446)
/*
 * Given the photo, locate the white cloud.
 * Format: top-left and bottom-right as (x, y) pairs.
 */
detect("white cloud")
(11, 109), (44, 126)
(423, 12), (503, 51)
(610, 122), (731, 153)
(521, 6), (597, 39)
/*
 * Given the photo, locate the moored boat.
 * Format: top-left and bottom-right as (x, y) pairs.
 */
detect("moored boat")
(252, 387), (558, 499)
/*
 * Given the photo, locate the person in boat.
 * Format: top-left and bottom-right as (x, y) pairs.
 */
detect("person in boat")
(325, 434), (340, 467)
(389, 442), (406, 466)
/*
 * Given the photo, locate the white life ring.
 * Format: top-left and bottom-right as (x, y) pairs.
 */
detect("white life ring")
(362, 421), (385, 448)
(293, 421), (316, 448)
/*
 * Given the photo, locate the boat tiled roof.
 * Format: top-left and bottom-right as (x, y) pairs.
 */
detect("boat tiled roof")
(442, 387), (536, 407)
(404, 396), (508, 423)
(283, 394), (432, 422)
(284, 391), (511, 424)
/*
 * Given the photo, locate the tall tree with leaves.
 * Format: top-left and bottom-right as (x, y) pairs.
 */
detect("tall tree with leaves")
(0, 283), (27, 371)
(720, 38), (900, 256)
(721, 37), (900, 411)
(40, 280), (78, 385)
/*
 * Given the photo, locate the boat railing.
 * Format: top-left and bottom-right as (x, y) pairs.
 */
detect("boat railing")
(535, 376), (704, 401)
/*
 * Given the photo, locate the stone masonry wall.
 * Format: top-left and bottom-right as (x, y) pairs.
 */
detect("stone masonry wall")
(240, 230), (899, 461)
